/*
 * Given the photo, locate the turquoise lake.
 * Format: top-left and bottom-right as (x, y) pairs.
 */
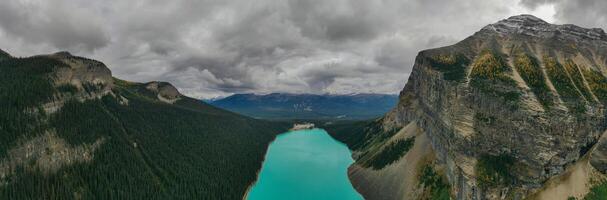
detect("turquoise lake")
(247, 129), (363, 200)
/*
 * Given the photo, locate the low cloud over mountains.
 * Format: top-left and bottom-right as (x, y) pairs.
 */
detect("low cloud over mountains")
(0, 0), (603, 98)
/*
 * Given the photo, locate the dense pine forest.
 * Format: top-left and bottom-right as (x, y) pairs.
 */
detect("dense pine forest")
(0, 50), (288, 199)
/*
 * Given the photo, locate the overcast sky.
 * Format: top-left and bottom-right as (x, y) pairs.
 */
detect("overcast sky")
(1, 0), (605, 98)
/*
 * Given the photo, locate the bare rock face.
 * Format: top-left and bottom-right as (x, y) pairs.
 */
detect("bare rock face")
(143, 81), (182, 104)
(40, 52), (114, 113)
(483, 15), (607, 42)
(590, 132), (607, 174)
(50, 51), (114, 95)
(0, 131), (105, 186)
(373, 15), (607, 199)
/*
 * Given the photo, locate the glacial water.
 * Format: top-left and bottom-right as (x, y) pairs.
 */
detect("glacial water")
(247, 129), (362, 200)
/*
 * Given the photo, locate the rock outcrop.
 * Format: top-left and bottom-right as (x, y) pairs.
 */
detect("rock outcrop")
(143, 81), (182, 104)
(37, 51), (115, 113)
(590, 131), (607, 174)
(0, 132), (105, 186)
(355, 15), (607, 199)
(50, 51), (114, 96)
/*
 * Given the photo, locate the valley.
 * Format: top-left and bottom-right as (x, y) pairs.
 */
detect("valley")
(2, 3), (607, 199)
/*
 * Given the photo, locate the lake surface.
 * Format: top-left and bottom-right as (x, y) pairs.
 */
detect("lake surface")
(247, 129), (362, 200)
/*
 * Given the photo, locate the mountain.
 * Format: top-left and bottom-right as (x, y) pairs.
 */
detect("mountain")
(324, 15), (607, 200)
(0, 50), (288, 199)
(208, 93), (398, 120)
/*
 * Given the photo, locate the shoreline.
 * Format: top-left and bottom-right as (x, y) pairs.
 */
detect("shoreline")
(242, 133), (279, 200)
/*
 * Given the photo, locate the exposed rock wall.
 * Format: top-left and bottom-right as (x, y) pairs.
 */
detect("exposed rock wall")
(361, 15), (607, 199)
(39, 52), (115, 113)
(0, 131), (105, 186)
(143, 81), (182, 104)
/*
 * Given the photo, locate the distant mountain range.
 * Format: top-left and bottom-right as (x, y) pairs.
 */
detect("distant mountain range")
(208, 93), (398, 120)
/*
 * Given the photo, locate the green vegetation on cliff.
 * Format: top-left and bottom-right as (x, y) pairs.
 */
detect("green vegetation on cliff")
(470, 50), (520, 104)
(419, 164), (450, 200)
(564, 60), (594, 102)
(584, 181), (607, 200)
(363, 137), (414, 169)
(474, 112), (497, 125)
(428, 54), (470, 82)
(470, 50), (515, 84)
(544, 57), (579, 98)
(544, 57), (587, 113)
(582, 68), (607, 104)
(323, 119), (406, 169)
(324, 119), (399, 152)
(513, 53), (553, 107)
(476, 154), (515, 188)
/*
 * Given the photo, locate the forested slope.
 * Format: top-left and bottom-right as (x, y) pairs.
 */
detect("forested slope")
(0, 50), (288, 199)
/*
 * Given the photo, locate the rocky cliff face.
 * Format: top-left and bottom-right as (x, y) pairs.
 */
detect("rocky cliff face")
(32, 51), (115, 113)
(142, 81), (182, 104)
(355, 15), (607, 199)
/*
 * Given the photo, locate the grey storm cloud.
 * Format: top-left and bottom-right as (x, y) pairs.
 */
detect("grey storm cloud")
(0, 1), (110, 52)
(0, 0), (604, 98)
(521, 0), (607, 30)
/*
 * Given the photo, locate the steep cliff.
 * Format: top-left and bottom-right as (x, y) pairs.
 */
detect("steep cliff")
(331, 15), (607, 200)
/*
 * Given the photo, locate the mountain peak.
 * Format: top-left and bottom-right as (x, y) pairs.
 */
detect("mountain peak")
(504, 14), (547, 24)
(481, 14), (607, 42)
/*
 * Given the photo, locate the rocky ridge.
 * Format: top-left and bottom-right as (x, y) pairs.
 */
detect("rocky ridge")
(41, 51), (114, 113)
(0, 50), (185, 113)
(484, 14), (607, 42)
(143, 81), (182, 104)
